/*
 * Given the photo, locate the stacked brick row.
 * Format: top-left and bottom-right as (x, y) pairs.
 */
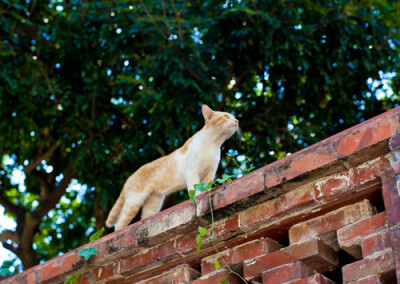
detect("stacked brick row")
(3, 108), (400, 284)
(141, 201), (395, 284)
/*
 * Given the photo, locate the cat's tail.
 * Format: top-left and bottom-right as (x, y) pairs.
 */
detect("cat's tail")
(106, 192), (125, 228)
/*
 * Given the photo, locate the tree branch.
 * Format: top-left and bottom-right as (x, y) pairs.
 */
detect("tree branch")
(32, 159), (73, 222)
(30, 170), (52, 200)
(181, 53), (204, 82)
(0, 194), (25, 223)
(2, 242), (19, 256)
(24, 143), (58, 175)
(0, 229), (20, 245)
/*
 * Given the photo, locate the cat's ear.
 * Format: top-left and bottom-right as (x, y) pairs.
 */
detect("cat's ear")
(202, 105), (214, 120)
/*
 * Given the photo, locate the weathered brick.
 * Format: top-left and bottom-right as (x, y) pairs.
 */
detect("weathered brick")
(88, 262), (125, 283)
(261, 261), (316, 284)
(315, 157), (389, 204)
(342, 248), (395, 283)
(196, 171), (265, 217)
(381, 172), (400, 226)
(135, 265), (199, 284)
(335, 117), (399, 160)
(192, 268), (243, 284)
(280, 144), (337, 182)
(337, 212), (387, 259)
(94, 224), (138, 265)
(135, 200), (201, 246)
(361, 230), (392, 258)
(392, 159), (400, 174)
(119, 239), (177, 276)
(176, 215), (240, 256)
(286, 273), (336, 284)
(239, 184), (315, 232)
(243, 251), (298, 282)
(389, 132), (400, 151)
(40, 249), (86, 283)
(351, 157), (391, 184)
(201, 237), (281, 275)
(213, 172), (265, 212)
(314, 171), (351, 200)
(389, 223), (400, 282)
(289, 200), (375, 245)
(281, 238), (338, 273)
(347, 275), (384, 284)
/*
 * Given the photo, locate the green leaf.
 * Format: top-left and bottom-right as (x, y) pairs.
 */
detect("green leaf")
(216, 174), (232, 185)
(89, 227), (105, 242)
(198, 226), (208, 236)
(205, 180), (214, 191)
(63, 273), (81, 284)
(0, 268), (8, 276)
(196, 234), (202, 254)
(189, 189), (196, 204)
(214, 259), (221, 270)
(78, 247), (98, 260)
(194, 182), (207, 192)
(221, 278), (230, 284)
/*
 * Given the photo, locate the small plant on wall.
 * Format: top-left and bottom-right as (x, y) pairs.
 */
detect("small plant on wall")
(189, 153), (252, 284)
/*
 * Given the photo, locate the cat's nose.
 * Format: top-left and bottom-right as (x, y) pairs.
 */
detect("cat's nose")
(235, 119), (239, 126)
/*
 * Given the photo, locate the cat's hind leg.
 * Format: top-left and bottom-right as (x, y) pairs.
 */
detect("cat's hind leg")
(114, 191), (148, 231)
(105, 193), (125, 228)
(140, 192), (166, 220)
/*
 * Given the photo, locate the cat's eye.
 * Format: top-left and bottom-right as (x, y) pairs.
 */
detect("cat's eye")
(224, 115), (229, 119)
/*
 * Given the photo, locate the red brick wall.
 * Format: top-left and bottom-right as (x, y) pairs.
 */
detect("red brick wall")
(3, 107), (400, 284)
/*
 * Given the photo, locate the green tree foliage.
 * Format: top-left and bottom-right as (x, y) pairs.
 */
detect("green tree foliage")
(0, 0), (399, 273)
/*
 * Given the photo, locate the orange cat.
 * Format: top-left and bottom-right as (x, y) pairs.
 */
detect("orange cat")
(106, 105), (239, 230)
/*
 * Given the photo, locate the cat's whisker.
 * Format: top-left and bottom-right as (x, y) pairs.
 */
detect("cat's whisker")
(236, 127), (242, 147)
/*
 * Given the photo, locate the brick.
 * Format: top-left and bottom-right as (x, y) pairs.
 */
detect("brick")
(214, 172), (265, 212)
(243, 251), (298, 282)
(93, 224), (138, 265)
(347, 275), (384, 284)
(389, 224), (400, 282)
(381, 172), (400, 225)
(196, 171), (265, 217)
(281, 238), (338, 273)
(314, 171), (351, 200)
(335, 117), (399, 159)
(192, 268), (243, 284)
(315, 158), (390, 203)
(40, 249), (86, 282)
(337, 212), (387, 259)
(342, 248), (395, 283)
(389, 132), (400, 151)
(284, 144), (337, 181)
(351, 157), (391, 184)
(201, 237), (281, 275)
(239, 184), (315, 231)
(135, 200), (201, 246)
(286, 273), (336, 284)
(176, 215), (240, 256)
(393, 159), (400, 174)
(260, 140), (339, 189)
(361, 230), (392, 258)
(261, 261), (316, 284)
(135, 265), (199, 284)
(289, 200), (375, 245)
(119, 239), (178, 276)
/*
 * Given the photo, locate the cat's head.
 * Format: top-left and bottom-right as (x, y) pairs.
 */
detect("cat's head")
(202, 105), (239, 138)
